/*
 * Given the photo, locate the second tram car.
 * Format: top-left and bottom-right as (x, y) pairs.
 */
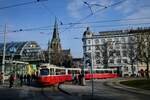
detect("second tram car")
(38, 64), (118, 85)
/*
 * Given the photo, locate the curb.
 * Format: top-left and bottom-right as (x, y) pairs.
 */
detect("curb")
(58, 84), (72, 95)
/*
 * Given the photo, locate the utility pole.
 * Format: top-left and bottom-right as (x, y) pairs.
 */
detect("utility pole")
(1, 24), (7, 84)
(91, 37), (94, 99)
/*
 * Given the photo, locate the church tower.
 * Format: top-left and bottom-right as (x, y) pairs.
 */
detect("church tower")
(48, 18), (62, 66)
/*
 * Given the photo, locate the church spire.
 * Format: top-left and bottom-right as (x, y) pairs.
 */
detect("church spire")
(52, 18), (59, 40)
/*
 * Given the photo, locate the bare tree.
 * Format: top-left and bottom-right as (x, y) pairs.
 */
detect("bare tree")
(129, 28), (150, 78)
(99, 41), (116, 68)
(127, 36), (138, 76)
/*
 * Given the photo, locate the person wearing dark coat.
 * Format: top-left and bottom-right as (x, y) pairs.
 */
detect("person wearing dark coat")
(19, 74), (23, 86)
(27, 74), (31, 85)
(9, 74), (15, 88)
(78, 74), (82, 85)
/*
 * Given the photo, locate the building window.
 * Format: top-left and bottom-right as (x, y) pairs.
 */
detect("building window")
(116, 50), (120, 56)
(122, 50), (127, 57)
(95, 52), (100, 59)
(121, 37), (126, 43)
(96, 60), (101, 64)
(115, 38), (119, 43)
(83, 47), (86, 52)
(109, 45), (113, 49)
(87, 40), (91, 44)
(117, 59), (121, 63)
(107, 38), (112, 42)
(128, 36), (135, 42)
(122, 44), (126, 49)
(109, 59), (114, 64)
(86, 47), (91, 51)
(123, 59), (128, 63)
(101, 39), (105, 43)
(109, 51), (114, 57)
(115, 43), (120, 49)
(95, 39), (99, 44)
(95, 45), (100, 50)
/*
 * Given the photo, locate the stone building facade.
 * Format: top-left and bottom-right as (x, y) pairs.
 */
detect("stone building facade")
(82, 27), (142, 76)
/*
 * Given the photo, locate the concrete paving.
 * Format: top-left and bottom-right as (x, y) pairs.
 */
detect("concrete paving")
(59, 78), (150, 100)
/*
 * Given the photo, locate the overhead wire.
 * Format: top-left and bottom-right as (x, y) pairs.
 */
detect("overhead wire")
(0, 22), (149, 34)
(66, 17), (150, 25)
(62, 0), (128, 33)
(0, 0), (48, 10)
(40, 1), (63, 25)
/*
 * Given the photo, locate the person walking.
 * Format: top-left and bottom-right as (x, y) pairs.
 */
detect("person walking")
(19, 74), (23, 86)
(78, 73), (82, 85)
(27, 74), (31, 86)
(9, 74), (15, 88)
(0, 72), (3, 84)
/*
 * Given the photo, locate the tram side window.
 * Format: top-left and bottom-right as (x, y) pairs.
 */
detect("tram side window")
(85, 70), (90, 74)
(61, 70), (66, 74)
(56, 69), (60, 75)
(40, 69), (49, 75)
(108, 70), (112, 73)
(113, 70), (117, 73)
(96, 70), (100, 73)
(68, 70), (72, 74)
(56, 69), (66, 75)
(96, 70), (104, 73)
(105, 70), (109, 73)
(104, 70), (112, 73)
(50, 68), (54, 75)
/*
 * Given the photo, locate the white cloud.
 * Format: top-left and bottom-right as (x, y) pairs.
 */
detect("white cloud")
(67, 0), (113, 18)
(114, 0), (150, 23)
(115, 0), (137, 14)
(125, 8), (150, 24)
(67, 0), (83, 18)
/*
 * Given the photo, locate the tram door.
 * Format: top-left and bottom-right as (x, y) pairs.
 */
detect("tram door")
(117, 67), (122, 77)
(72, 70), (75, 80)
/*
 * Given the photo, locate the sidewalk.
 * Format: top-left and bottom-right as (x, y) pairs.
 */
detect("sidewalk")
(59, 84), (91, 96)
(59, 78), (150, 97)
(106, 78), (150, 96)
(0, 80), (41, 90)
(59, 83), (101, 100)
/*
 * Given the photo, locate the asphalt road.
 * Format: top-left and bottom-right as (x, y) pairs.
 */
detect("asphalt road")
(0, 79), (150, 100)
(0, 86), (51, 100)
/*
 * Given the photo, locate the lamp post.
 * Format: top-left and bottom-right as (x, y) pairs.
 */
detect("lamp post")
(9, 47), (16, 74)
(91, 37), (94, 99)
(1, 24), (7, 84)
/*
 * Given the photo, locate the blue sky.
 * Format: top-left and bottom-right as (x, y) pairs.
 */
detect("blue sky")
(0, 0), (150, 58)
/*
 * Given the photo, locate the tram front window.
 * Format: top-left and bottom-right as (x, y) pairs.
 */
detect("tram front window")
(40, 69), (49, 75)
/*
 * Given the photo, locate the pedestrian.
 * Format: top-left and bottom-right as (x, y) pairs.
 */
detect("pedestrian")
(78, 73), (82, 85)
(140, 69), (144, 77)
(27, 74), (31, 86)
(73, 75), (78, 85)
(9, 74), (15, 88)
(145, 69), (149, 78)
(31, 73), (36, 82)
(0, 72), (3, 84)
(19, 74), (23, 86)
(23, 74), (27, 84)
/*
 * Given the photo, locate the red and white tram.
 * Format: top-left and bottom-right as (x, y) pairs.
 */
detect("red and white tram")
(37, 64), (118, 85)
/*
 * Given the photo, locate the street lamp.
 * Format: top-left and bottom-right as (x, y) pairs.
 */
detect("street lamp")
(9, 47), (17, 74)
(91, 37), (94, 98)
(1, 24), (7, 84)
